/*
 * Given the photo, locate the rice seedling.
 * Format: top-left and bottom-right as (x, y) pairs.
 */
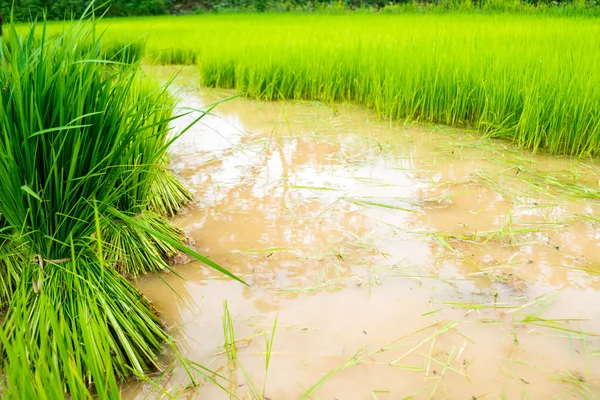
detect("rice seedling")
(101, 211), (185, 277)
(121, 76), (197, 217)
(1, 248), (170, 398)
(148, 163), (195, 216)
(432, 134), (600, 201)
(13, 12), (600, 156)
(102, 38), (147, 64)
(223, 301), (238, 361)
(553, 370), (598, 399)
(214, 303), (280, 399)
(101, 77), (196, 276)
(0, 12), (242, 398)
(185, 14), (600, 157)
(152, 48), (197, 65)
(0, 219), (24, 308)
(299, 348), (365, 400)
(262, 314), (277, 400)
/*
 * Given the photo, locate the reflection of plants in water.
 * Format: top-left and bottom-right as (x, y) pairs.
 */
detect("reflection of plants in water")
(126, 80), (600, 398)
(417, 136), (600, 291)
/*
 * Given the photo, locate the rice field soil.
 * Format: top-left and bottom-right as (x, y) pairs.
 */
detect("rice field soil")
(22, 12), (600, 157)
(122, 67), (600, 399)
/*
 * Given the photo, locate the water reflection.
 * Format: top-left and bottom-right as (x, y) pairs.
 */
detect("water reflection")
(128, 67), (600, 399)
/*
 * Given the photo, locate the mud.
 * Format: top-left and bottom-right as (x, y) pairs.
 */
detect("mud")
(124, 66), (600, 399)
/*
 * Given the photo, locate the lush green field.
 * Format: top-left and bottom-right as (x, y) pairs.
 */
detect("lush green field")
(29, 13), (600, 156)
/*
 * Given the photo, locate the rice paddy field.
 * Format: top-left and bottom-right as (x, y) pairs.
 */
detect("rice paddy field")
(3, 9), (600, 400)
(35, 13), (600, 156)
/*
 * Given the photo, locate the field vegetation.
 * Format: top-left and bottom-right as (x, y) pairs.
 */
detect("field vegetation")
(28, 12), (600, 156)
(0, 14), (240, 398)
(192, 14), (600, 157)
(3, 0), (600, 20)
(2, 1), (600, 398)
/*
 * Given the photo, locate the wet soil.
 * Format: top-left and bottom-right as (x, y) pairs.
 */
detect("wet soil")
(123, 66), (600, 399)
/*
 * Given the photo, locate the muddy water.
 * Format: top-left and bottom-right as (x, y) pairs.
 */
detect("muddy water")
(125, 66), (600, 399)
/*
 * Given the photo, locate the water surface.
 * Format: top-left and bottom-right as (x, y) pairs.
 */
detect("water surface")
(124, 66), (600, 399)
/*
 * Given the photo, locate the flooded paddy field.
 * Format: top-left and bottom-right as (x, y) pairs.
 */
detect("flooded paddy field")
(124, 67), (600, 399)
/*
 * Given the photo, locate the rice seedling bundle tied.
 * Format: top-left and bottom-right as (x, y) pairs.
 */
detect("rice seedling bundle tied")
(0, 16), (240, 398)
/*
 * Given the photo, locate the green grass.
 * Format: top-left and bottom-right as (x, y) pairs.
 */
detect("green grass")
(194, 14), (600, 157)
(0, 18), (175, 396)
(101, 76), (194, 276)
(0, 219), (24, 309)
(24, 13), (600, 157)
(0, 15), (243, 398)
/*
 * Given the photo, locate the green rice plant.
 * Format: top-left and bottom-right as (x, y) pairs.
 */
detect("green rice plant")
(0, 20), (147, 259)
(190, 14), (600, 157)
(148, 163), (194, 216)
(0, 218), (24, 309)
(153, 47), (197, 65)
(120, 77), (194, 217)
(1, 249), (170, 399)
(223, 300), (237, 361)
(0, 13), (243, 398)
(102, 211), (185, 277)
(101, 38), (147, 64)
(0, 18), (171, 395)
(299, 349), (364, 400)
(101, 77), (194, 276)
(262, 314), (278, 399)
(40, 13), (598, 156)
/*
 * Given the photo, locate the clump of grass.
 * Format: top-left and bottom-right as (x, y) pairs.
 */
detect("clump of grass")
(122, 77), (195, 217)
(122, 78), (195, 217)
(1, 250), (170, 399)
(102, 77), (194, 276)
(148, 163), (194, 216)
(102, 38), (146, 64)
(0, 17), (172, 395)
(0, 219), (23, 309)
(0, 13), (243, 397)
(153, 48), (197, 65)
(102, 211), (185, 277)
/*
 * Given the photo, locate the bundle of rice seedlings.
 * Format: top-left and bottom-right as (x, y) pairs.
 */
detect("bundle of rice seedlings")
(103, 78), (192, 277)
(148, 161), (194, 217)
(1, 247), (169, 399)
(0, 15), (242, 397)
(102, 211), (184, 277)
